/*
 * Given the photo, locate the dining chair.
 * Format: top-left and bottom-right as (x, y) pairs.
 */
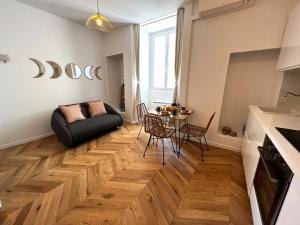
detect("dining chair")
(143, 114), (176, 165)
(136, 103), (148, 140)
(179, 112), (216, 161)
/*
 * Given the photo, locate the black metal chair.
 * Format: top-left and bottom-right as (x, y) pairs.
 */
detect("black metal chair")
(143, 114), (176, 165)
(136, 103), (148, 140)
(179, 112), (216, 161)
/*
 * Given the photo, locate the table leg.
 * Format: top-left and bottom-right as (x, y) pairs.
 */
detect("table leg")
(177, 118), (188, 155)
(178, 120), (181, 154)
(174, 119), (178, 156)
(175, 119), (183, 156)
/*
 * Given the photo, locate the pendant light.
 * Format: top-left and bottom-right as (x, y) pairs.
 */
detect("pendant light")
(85, 0), (113, 32)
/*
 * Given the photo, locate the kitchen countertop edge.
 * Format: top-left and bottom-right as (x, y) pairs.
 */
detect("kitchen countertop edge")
(249, 105), (300, 177)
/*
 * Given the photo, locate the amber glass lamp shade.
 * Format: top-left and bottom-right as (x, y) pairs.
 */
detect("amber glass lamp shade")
(85, 13), (113, 32)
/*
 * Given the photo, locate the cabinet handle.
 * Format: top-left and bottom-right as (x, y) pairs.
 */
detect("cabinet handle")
(257, 147), (279, 183)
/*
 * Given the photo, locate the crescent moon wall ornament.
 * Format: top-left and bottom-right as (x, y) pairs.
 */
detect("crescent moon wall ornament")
(65, 63), (81, 79)
(84, 65), (94, 80)
(29, 58), (45, 78)
(94, 66), (103, 80)
(46, 61), (62, 79)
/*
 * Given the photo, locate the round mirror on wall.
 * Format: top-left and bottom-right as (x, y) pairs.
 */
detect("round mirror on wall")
(65, 63), (81, 79)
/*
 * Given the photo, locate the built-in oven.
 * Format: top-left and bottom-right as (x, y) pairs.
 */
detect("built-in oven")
(254, 136), (294, 225)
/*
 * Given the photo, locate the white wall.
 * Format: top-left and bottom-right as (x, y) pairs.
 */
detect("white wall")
(183, 0), (299, 151)
(0, 0), (106, 149)
(220, 49), (283, 137)
(103, 26), (135, 122)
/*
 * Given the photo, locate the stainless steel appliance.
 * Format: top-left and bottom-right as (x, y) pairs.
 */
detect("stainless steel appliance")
(254, 136), (294, 225)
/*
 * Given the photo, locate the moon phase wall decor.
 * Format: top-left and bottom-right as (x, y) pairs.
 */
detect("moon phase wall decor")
(29, 58), (103, 80)
(29, 58), (45, 78)
(46, 61), (62, 79)
(84, 65), (94, 80)
(95, 66), (103, 80)
(65, 63), (81, 79)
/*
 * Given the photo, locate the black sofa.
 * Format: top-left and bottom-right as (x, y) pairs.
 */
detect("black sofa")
(51, 102), (123, 147)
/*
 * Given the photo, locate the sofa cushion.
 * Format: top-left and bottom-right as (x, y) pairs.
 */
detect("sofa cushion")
(88, 101), (107, 117)
(59, 104), (86, 124)
(67, 114), (122, 143)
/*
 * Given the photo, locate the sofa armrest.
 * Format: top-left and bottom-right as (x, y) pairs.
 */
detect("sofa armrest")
(104, 103), (123, 125)
(51, 109), (73, 147)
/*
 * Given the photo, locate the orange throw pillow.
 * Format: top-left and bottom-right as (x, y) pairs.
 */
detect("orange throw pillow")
(60, 104), (85, 123)
(88, 101), (107, 117)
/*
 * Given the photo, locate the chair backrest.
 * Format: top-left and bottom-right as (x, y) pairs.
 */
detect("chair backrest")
(144, 114), (166, 138)
(137, 103), (148, 123)
(205, 112), (216, 132)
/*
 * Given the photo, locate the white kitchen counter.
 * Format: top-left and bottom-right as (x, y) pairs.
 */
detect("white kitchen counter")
(249, 105), (300, 177)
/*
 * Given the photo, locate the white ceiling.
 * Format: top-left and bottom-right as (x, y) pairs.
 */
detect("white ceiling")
(16, 0), (183, 28)
(142, 15), (177, 33)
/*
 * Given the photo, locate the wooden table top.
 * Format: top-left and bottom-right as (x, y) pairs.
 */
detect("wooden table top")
(148, 109), (194, 121)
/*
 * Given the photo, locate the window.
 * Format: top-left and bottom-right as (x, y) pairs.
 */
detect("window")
(150, 28), (176, 89)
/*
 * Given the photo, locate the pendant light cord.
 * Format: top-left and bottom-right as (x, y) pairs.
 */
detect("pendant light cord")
(97, 0), (100, 14)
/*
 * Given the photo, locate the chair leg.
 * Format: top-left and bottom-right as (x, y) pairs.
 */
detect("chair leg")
(143, 135), (152, 157)
(156, 138), (159, 147)
(170, 137), (175, 154)
(161, 138), (165, 165)
(137, 124), (143, 140)
(204, 135), (209, 151)
(199, 137), (204, 162)
(178, 133), (186, 157)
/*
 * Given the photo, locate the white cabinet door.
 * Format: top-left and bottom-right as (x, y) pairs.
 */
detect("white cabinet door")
(241, 110), (265, 195)
(250, 189), (263, 225)
(277, 2), (300, 71)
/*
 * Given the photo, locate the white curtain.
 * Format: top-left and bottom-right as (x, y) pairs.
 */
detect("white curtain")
(133, 24), (141, 121)
(173, 8), (185, 104)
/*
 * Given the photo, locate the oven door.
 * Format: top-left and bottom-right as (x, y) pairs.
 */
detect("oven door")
(254, 147), (291, 225)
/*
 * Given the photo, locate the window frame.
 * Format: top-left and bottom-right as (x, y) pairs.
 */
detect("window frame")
(149, 27), (176, 91)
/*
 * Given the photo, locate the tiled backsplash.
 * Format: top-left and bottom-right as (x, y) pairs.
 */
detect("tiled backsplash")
(278, 69), (300, 110)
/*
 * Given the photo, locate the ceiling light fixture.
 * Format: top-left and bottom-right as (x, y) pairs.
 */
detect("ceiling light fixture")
(85, 0), (113, 32)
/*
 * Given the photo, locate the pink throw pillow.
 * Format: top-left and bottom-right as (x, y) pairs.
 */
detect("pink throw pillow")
(88, 101), (107, 117)
(60, 104), (85, 123)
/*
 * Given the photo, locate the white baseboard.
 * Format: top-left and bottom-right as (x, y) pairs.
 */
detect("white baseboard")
(0, 120), (137, 150)
(0, 129), (241, 153)
(187, 136), (241, 152)
(206, 140), (241, 152)
(0, 132), (54, 150)
(123, 119), (138, 124)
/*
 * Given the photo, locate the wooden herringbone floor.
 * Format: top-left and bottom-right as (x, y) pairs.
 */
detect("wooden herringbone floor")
(0, 124), (253, 225)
